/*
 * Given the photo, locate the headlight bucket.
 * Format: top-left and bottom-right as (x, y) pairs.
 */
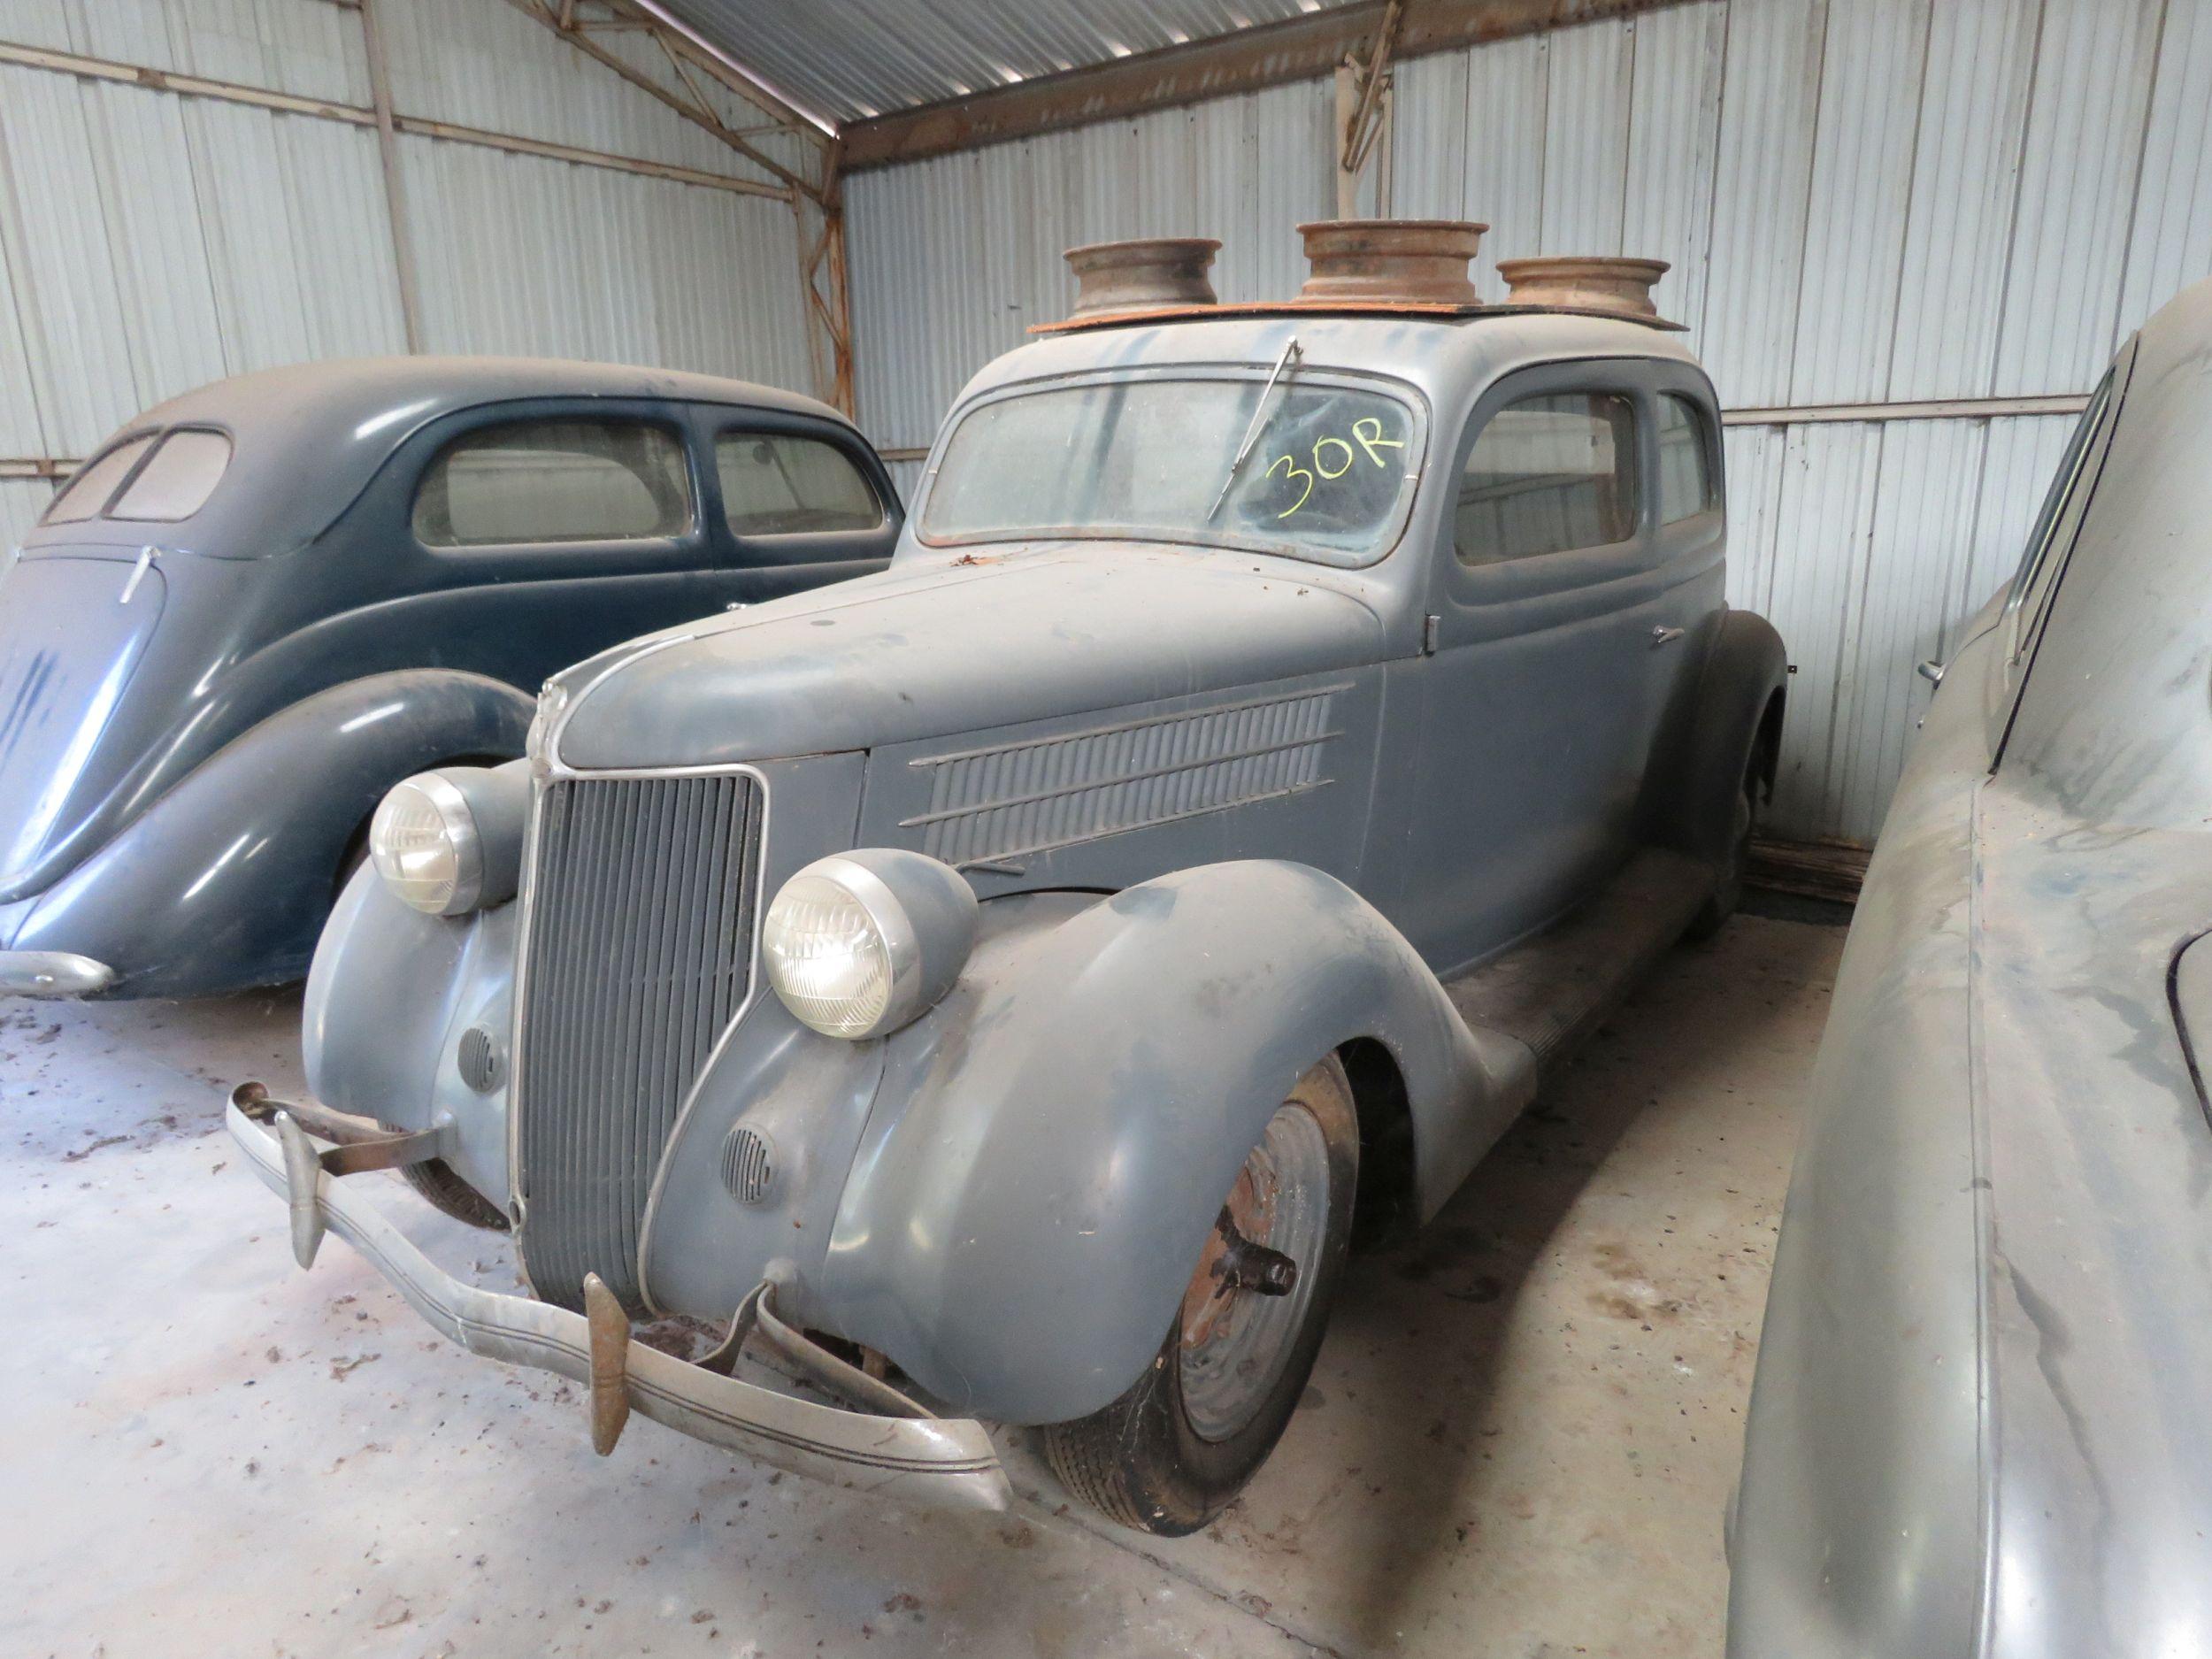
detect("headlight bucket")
(368, 765), (528, 917)
(762, 849), (979, 1040)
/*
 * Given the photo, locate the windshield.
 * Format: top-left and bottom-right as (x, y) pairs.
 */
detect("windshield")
(921, 374), (1424, 564)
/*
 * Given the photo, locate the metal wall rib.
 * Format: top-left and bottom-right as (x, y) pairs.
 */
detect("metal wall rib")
(0, 0), (810, 509)
(847, 0), (2212, 845)
(516, 774), (762, 1313)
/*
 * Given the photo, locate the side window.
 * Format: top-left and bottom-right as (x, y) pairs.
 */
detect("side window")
(2006, 370), (2113, 662)
(413, 419), (690, 548)
(42, 434), (157, 525)
(1655, 395), (1717, 525)
(714, 432), (883, 536)
(1455, 391), (1639, 565)
(111, 429), (233, 521)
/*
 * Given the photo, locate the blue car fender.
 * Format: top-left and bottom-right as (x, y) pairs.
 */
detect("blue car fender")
(818, 859), (1530, 1425)
(10, 669), (533, 997)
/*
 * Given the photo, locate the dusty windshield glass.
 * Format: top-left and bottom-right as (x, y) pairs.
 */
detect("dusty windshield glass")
(922, 376), (1422, 563)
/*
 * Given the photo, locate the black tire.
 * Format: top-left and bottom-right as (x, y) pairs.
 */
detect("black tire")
(1041, 1054), (1358, 1535)
(381, 1125), (510, 1231)
(1686, 772), (1757, 941)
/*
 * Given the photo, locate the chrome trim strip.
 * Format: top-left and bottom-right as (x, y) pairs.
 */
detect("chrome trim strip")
(228, 1102), (1008, 1509)
(506, 759), (772, 1316)
(0, 951), (115, 997)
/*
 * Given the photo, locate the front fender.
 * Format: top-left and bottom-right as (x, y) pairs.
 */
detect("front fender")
(818, 860), (1527, 1425)
(6, 670), (532, 997)
(303, 866), (518, 1207)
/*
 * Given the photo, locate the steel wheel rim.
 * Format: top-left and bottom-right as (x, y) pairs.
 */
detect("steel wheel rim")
(1178, 1100), (1330, 1444)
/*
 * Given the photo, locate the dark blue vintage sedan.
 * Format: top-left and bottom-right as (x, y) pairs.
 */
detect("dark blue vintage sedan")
(0, 357), (897, 999)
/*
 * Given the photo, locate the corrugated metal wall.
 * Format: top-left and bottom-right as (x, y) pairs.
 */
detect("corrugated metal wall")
(0, 0), (810, 569)
(847, 0), (2212, 843)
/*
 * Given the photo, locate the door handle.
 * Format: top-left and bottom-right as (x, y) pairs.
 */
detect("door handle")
(1649, 626), (1686, 648)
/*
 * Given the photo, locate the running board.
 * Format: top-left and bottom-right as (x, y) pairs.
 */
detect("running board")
(1442, 848), (1713, 1071)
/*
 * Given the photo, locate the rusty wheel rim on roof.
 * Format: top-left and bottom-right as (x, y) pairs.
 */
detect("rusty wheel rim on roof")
(1295, 219), (1489, 305)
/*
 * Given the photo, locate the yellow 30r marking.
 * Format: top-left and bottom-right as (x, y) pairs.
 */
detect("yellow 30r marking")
(1268, 416), (1406, 518)
(1353, 416), (1405, 466)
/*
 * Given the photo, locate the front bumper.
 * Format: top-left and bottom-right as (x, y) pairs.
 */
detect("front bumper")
(225, 1097), (1010, 1510)
(0, 950), (113, 997)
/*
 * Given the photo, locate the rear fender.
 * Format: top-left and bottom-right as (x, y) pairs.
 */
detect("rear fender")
(817, 860), (1530, 1425)
(7, 669), (532, 997)
(1646, 608), (1787, 867)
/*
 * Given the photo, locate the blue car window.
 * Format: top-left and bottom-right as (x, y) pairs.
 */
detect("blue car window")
(414, 419), (691, 548)
(716, 433), (882, 536)
(42, 434), (157, 524)
(111, 429), (232, 522)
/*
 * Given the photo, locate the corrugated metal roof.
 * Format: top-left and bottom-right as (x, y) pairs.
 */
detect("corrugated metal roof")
(661, 0), (1369, 124)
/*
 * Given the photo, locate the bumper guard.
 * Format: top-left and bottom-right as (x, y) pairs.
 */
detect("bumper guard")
(226, 1088), (1009, 1511)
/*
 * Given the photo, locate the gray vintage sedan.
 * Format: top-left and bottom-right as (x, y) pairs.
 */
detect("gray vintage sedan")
(0, 357), (896, 1001)
(229, 227), (1786, 1532)
(1729, 276), (2212, 1653)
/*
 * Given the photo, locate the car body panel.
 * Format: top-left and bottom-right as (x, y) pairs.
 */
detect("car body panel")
(1731, 275), (2212, 1656)
(0, 357), (899, 995)
(275, 303), (1783, 1457)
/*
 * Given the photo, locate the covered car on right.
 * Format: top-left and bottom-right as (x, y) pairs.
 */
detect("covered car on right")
(1729, 276), (2212, 1654)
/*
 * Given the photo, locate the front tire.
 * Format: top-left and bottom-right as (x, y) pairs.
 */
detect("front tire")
(379, 1123), (509, 1231)
(1041, 1054), (1358, 1535)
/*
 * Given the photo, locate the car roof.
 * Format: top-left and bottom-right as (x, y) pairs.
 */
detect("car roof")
(25, 356), (850, 557)
(945, 307), (1709, 425)
(2002, 275), (2212, 826)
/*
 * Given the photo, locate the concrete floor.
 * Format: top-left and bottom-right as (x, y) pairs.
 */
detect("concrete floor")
(0, 910), (1843, 1659)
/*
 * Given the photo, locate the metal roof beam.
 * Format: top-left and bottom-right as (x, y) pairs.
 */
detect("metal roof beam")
(0, 37), (790, 198)
(841, 0), (1695, 172)
(498, 0), (822, 200)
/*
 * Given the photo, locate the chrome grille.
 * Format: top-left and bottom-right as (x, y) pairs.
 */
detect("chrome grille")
(514, 772), (762, 1312)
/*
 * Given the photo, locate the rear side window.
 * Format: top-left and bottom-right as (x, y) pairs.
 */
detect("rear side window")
(1455, 392), (1639, 565)
(413, 418), (690, 548)
(715, 432), (881, 536)
(42, 434), (157, 524)
(111, 429), (233, 521)
(2007, 371), (2114, 662)
(1656, 395), (1717, 524)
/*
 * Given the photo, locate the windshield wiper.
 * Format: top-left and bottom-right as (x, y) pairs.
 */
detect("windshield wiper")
(1208, 337), (1302, 520)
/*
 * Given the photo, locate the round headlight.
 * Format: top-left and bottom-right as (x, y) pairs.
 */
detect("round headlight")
(370, 773), (482, 916)
(762, 851), (979, 1040)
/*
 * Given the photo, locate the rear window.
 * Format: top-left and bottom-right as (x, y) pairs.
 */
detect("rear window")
(1455, 392), (1640, 565)
(413, 418), (691, 548)
(42, 434), (157, 524)
(715, 433), (881, 536)
(111, 429), (233, 521)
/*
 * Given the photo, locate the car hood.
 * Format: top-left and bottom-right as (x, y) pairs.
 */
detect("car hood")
(549, 543), (1388, 770)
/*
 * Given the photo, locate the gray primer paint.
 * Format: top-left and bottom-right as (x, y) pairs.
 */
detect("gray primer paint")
(1730, 277), (2212, 1655)
(303, 307), (1785, 1428)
